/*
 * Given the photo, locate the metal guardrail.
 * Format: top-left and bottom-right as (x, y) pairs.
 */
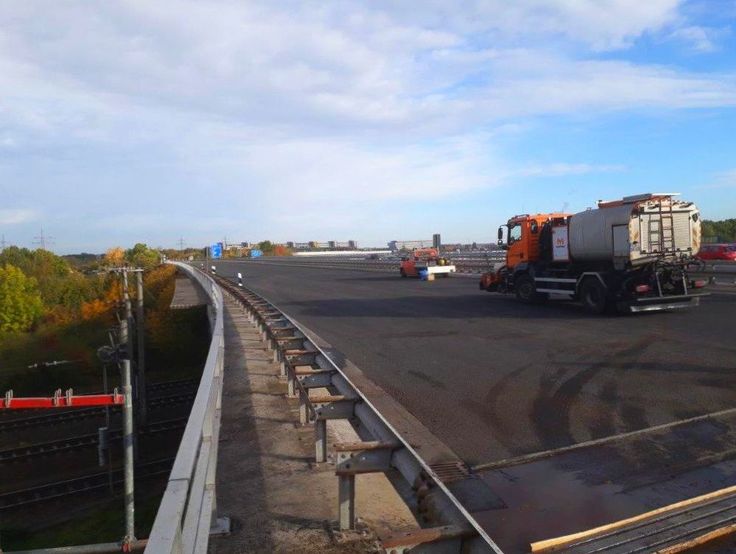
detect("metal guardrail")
(145, 263), (228, 553)
(213, 274), (504, 553)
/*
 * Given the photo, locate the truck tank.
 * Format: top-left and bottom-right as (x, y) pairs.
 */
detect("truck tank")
(568, 194), (701, 268)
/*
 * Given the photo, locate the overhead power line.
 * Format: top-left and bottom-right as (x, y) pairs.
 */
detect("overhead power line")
(33, 226), (55, 250)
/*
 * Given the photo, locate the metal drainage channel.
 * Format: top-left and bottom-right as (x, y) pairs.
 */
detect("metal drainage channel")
(213, 272), (503, 554)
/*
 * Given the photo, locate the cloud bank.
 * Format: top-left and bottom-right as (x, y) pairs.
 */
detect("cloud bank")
(1, 1), (734, 249)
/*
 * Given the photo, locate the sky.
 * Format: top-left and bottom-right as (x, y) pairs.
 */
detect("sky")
(1, 0), (736, 253)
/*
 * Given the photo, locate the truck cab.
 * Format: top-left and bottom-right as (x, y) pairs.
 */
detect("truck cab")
(481, 213), (571, 292)
(500, 213), (571, 269)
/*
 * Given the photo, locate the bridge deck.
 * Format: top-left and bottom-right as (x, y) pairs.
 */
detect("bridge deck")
(209, 294), (415, 553)
(170, 272), (209, 309)
(206, 260), (736, 553)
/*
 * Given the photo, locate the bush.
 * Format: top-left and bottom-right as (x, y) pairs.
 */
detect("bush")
(0, 264), (44, 333)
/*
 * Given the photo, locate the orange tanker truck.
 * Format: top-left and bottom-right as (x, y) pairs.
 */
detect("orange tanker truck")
(479, 193), (708, 314)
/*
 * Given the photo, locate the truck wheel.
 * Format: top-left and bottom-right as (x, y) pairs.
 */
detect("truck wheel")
(400, 269), (407, 278)
(515, 274), (544, 304)
(579, 278), (608, 314)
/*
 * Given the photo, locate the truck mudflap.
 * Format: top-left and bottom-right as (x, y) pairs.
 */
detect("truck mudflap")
(622, 292), (709, 313)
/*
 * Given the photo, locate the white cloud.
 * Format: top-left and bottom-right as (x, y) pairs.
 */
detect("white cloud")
(480, 55), (736, 117)
(0, 209), (38, 225)
(1, 0), (733, 144)
(366, 0), (682, 51)
(0, 1), (733, 248)
(669, 25), (721, 52)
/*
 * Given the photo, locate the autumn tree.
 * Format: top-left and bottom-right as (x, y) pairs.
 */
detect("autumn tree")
(104, 247), (125, 266)
(0, 264), (44, 333)
(125, 243), (160, 270)
(0, 247), (104, 317)
(272, 244), (292, 256)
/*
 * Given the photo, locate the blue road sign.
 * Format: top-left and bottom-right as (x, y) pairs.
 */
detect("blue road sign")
(250, 249), (263, 258)
(210, 243), (223, 259)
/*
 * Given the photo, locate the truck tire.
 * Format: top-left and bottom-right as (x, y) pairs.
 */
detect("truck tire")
(515, 274), (546, 304)
(400, 268), (407, 278)
(579, 277), (608, 314)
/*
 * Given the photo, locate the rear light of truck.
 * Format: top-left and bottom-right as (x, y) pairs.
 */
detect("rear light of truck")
(691, 279), (707, 288)
(635, 284), (650, 294)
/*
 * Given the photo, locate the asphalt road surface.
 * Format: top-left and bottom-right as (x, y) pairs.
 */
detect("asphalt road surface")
(209, 260), (736, 551)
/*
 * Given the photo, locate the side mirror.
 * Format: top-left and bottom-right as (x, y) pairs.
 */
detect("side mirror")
(497, 227), (504, 241)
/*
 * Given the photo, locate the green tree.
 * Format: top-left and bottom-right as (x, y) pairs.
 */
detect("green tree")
(257, 240), (274, 254)
(0, 247), (106, 319)
(125, 243), (160, 270)
(702, 219), (736, 242)
(0, 264), (44, 333)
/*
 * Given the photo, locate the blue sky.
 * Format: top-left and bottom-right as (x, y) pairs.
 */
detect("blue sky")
(1, 0), (735, 253)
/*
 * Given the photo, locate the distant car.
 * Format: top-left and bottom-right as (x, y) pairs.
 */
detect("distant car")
(696, 243), (736, 261)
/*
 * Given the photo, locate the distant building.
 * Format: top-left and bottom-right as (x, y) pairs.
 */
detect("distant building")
(284, 240), (358, 251)
(388, 239), (435, 251)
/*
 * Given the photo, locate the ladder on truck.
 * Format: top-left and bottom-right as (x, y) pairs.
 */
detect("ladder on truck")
(647, 197), (675, 254)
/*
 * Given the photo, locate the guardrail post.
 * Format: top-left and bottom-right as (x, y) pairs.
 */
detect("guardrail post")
(287, 372), (296, 397)
(315, 419), (327, 463)
(299, 394), (308, 425)
(338, 474), (356, 530)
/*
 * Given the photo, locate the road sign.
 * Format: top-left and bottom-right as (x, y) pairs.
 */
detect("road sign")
(210, 243), (223, 259)
(250, 249), (262, 258)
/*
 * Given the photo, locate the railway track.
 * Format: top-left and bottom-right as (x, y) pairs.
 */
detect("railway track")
(0, 417), (187, 463)
(0, 457), (174, 510)
(147, 377), (200, 391)
(0, 391), (195, 432)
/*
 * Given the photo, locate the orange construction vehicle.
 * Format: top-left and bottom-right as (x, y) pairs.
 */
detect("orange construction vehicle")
(400, 248), (456, 278)
(480, 193), (707, 313)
